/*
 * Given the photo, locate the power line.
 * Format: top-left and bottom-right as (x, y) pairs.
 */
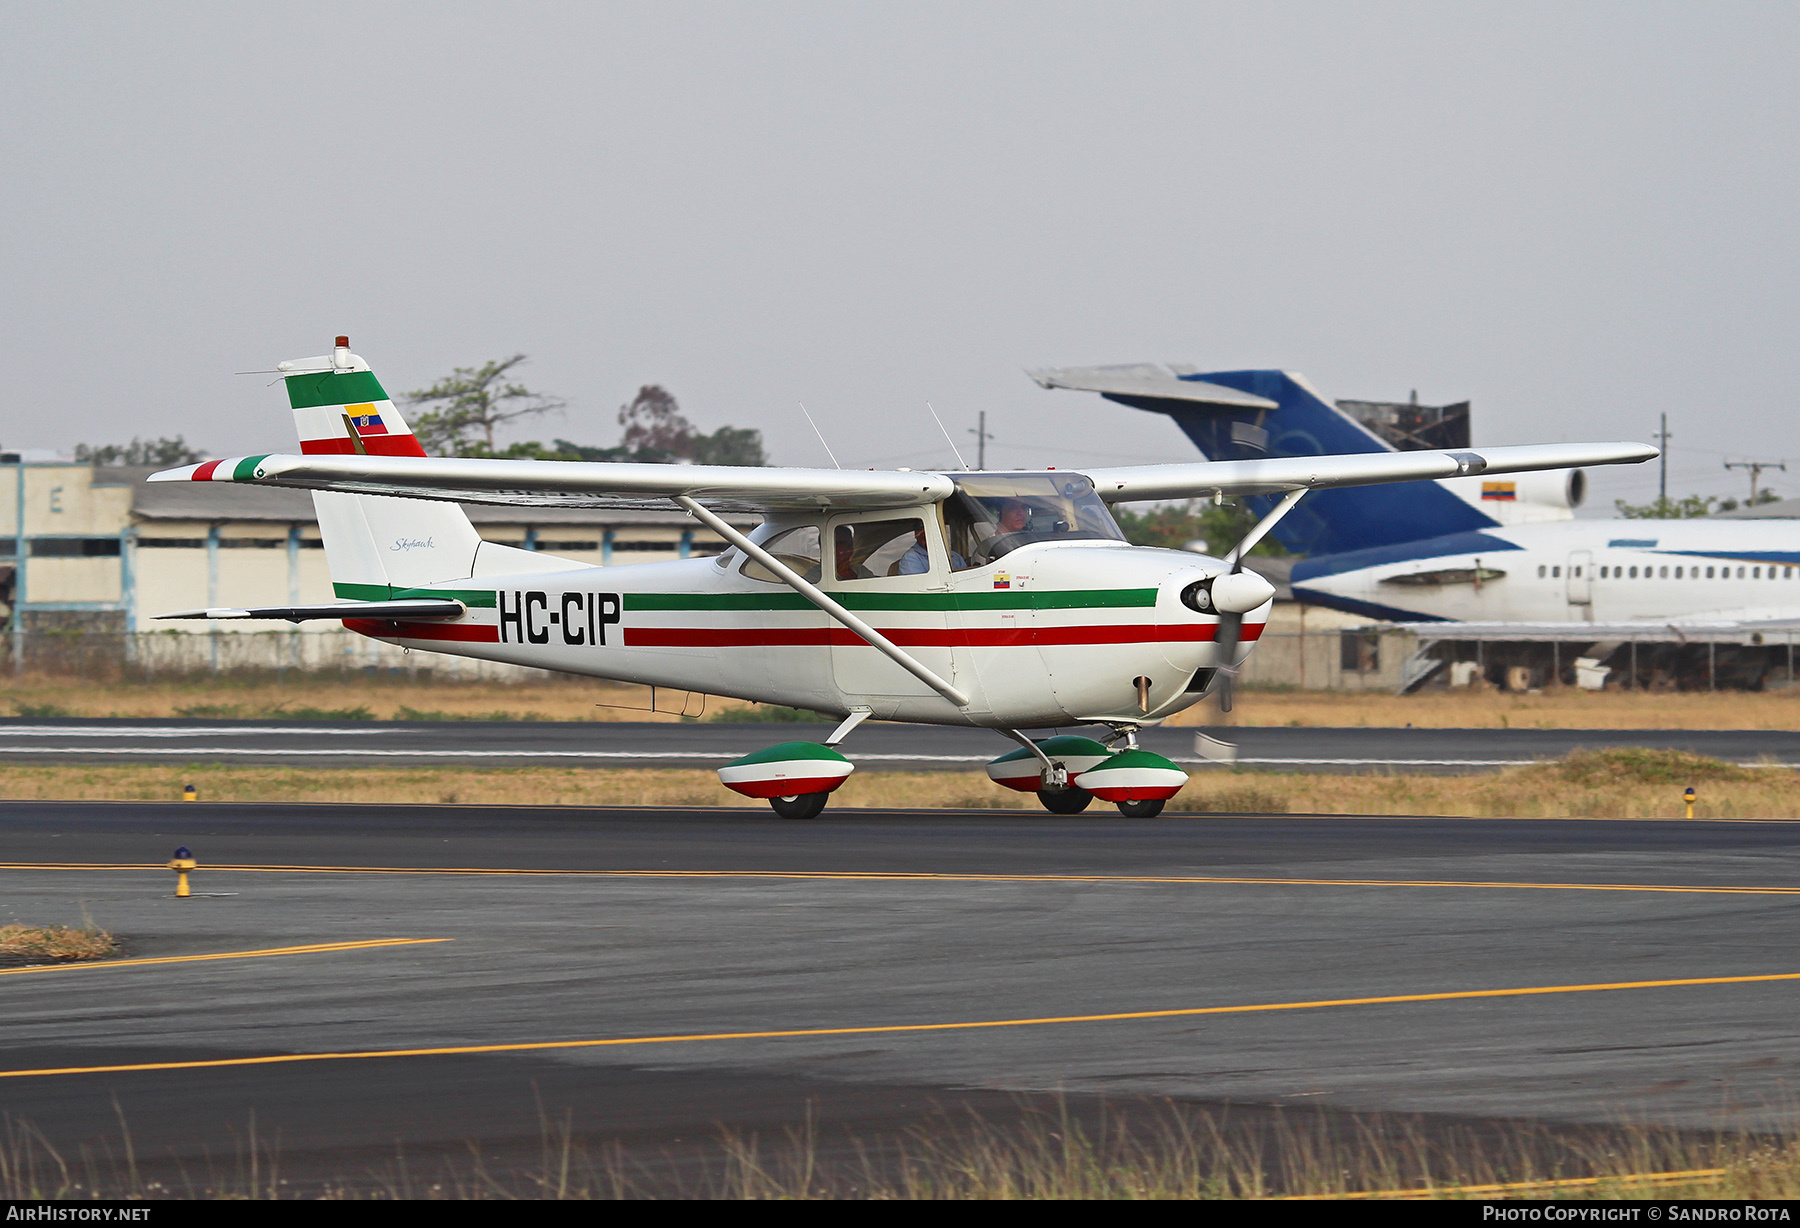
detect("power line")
(1723, 458), (1788, 504)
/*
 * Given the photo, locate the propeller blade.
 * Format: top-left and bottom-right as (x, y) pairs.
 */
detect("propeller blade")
(1212, 608), (1242, 713)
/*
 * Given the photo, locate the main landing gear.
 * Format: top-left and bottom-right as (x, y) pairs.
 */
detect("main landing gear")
(716, 740), (856, 819)
(987, 732), (1187, 817)
(1036, 786), (1093, 814)
(769, 792), (831, 821)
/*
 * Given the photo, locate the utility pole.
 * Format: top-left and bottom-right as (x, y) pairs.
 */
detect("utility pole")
(969, 411), (994, 470)
(1654, 413), (1671, 503)
(1724, 458), (1787, 505)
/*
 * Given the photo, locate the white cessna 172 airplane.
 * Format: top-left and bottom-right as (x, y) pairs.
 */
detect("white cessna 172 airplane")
(153, 339), (1655, 818)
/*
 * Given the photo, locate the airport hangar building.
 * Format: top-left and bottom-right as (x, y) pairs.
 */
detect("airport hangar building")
(0, 459), (743, 637)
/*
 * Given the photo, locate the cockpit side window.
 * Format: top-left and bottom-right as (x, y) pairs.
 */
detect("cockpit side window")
(831, 519), (927, 580)
(944, 474), (1125, 567)
(740, 525), (821, 583)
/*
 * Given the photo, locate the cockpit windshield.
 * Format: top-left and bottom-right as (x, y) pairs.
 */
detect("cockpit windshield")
(944, 474), (1125, 569)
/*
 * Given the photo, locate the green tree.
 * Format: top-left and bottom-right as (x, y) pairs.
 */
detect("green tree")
(406, 355), (565, 455)
(690, 425), (767, 466)
(1111, 500), (1288, 557)
(1614, 493), (1725, 518)
(74, 436), (205, 466)
(611, 385), (767, 465)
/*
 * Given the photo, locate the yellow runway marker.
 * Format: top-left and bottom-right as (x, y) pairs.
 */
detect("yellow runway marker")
(0, 937), (447, 978)
(1286, 1166), (1727, 1200)
(2, 862), (1799, 898)
(2, 968), (1795, 1080)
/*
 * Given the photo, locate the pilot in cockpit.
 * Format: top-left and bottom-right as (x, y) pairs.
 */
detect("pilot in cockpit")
(898, 525), (966, 575)
(834, 528), (874, 581)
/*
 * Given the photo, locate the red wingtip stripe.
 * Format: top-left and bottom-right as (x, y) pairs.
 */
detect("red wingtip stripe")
(192, 459), (224, 481)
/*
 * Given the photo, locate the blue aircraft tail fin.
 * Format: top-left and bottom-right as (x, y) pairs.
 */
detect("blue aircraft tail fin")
(1034, 366), (1497, 557)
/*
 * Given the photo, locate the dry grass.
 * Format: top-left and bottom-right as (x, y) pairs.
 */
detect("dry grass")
(0, 674), (746, 723)
(0, 923), (116, 964)
(2, 671), (1797, 729)
(5, 1102), (1800, 1199)
(1175, 685), (1800, 730)
(0, 749), (1790, 819)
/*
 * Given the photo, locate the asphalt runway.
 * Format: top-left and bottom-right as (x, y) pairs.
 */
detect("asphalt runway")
(2, 717), (1797, 771)
(4, 800), (1800, 1193)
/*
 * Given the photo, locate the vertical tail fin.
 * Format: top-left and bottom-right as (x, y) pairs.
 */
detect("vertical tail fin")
(1036, 365), (1499, 556)
(1163, 370), (1497, 556)
(280, 338), (483, 595)
(282, 336), (429, 458)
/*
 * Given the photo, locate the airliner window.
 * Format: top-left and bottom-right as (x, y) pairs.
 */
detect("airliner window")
(944, 475), (1124, 568)
(741, 525), (820, 583)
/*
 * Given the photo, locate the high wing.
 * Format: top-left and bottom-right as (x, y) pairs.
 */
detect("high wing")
(149, 442), (1654, 508)
(148, 455), (954, 512)
(1081, 443), (1657, 503)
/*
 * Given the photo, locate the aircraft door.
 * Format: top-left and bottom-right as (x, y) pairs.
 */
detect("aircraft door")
(825, 515), (954, 698)
(1566, 550), (1593, 611)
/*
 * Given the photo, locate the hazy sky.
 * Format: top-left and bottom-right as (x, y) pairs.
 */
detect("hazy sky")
(3, 2), (1795, 512)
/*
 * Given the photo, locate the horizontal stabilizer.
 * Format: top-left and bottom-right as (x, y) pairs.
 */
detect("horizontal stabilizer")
(1028, 364), (1279, 410)
(156, 599), (467, 624)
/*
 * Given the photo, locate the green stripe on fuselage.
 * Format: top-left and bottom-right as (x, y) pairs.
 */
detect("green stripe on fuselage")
(285, 370), (390, 409)
(623, 589), (1157, 612)
(331, 584), (1151, 613)
(333, 582), (497, 608)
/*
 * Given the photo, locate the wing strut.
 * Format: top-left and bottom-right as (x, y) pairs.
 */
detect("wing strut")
(671, 496), (972, 709)
(1224, 488), (1308, 566)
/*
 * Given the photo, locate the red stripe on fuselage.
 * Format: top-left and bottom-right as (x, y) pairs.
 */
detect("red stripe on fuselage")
(623, 624), (1264, 648)
(343, 618), (499, 642)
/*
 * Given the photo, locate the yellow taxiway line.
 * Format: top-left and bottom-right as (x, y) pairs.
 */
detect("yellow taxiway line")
(0, 937), (447, 978)
(1285, 1166), (1728, 1200)
(1, 862), (1798, 897)
(1, 968), (1794, 1080)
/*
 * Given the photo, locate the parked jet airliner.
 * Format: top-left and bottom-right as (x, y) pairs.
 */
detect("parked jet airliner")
(1035, 365), (1800, 625)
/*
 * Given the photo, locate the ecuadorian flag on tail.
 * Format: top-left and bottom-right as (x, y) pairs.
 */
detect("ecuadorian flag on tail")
(281, 337), (427, 458)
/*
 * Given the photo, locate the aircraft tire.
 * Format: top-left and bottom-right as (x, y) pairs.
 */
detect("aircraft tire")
(1115, 798), (1166, 819)
(769, 792), (830, 820)
(1037, 787), (1094, 815)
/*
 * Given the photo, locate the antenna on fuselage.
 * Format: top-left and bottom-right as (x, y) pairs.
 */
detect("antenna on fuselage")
(797, 403), (842, 470)
(926, 403), (972, 471)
